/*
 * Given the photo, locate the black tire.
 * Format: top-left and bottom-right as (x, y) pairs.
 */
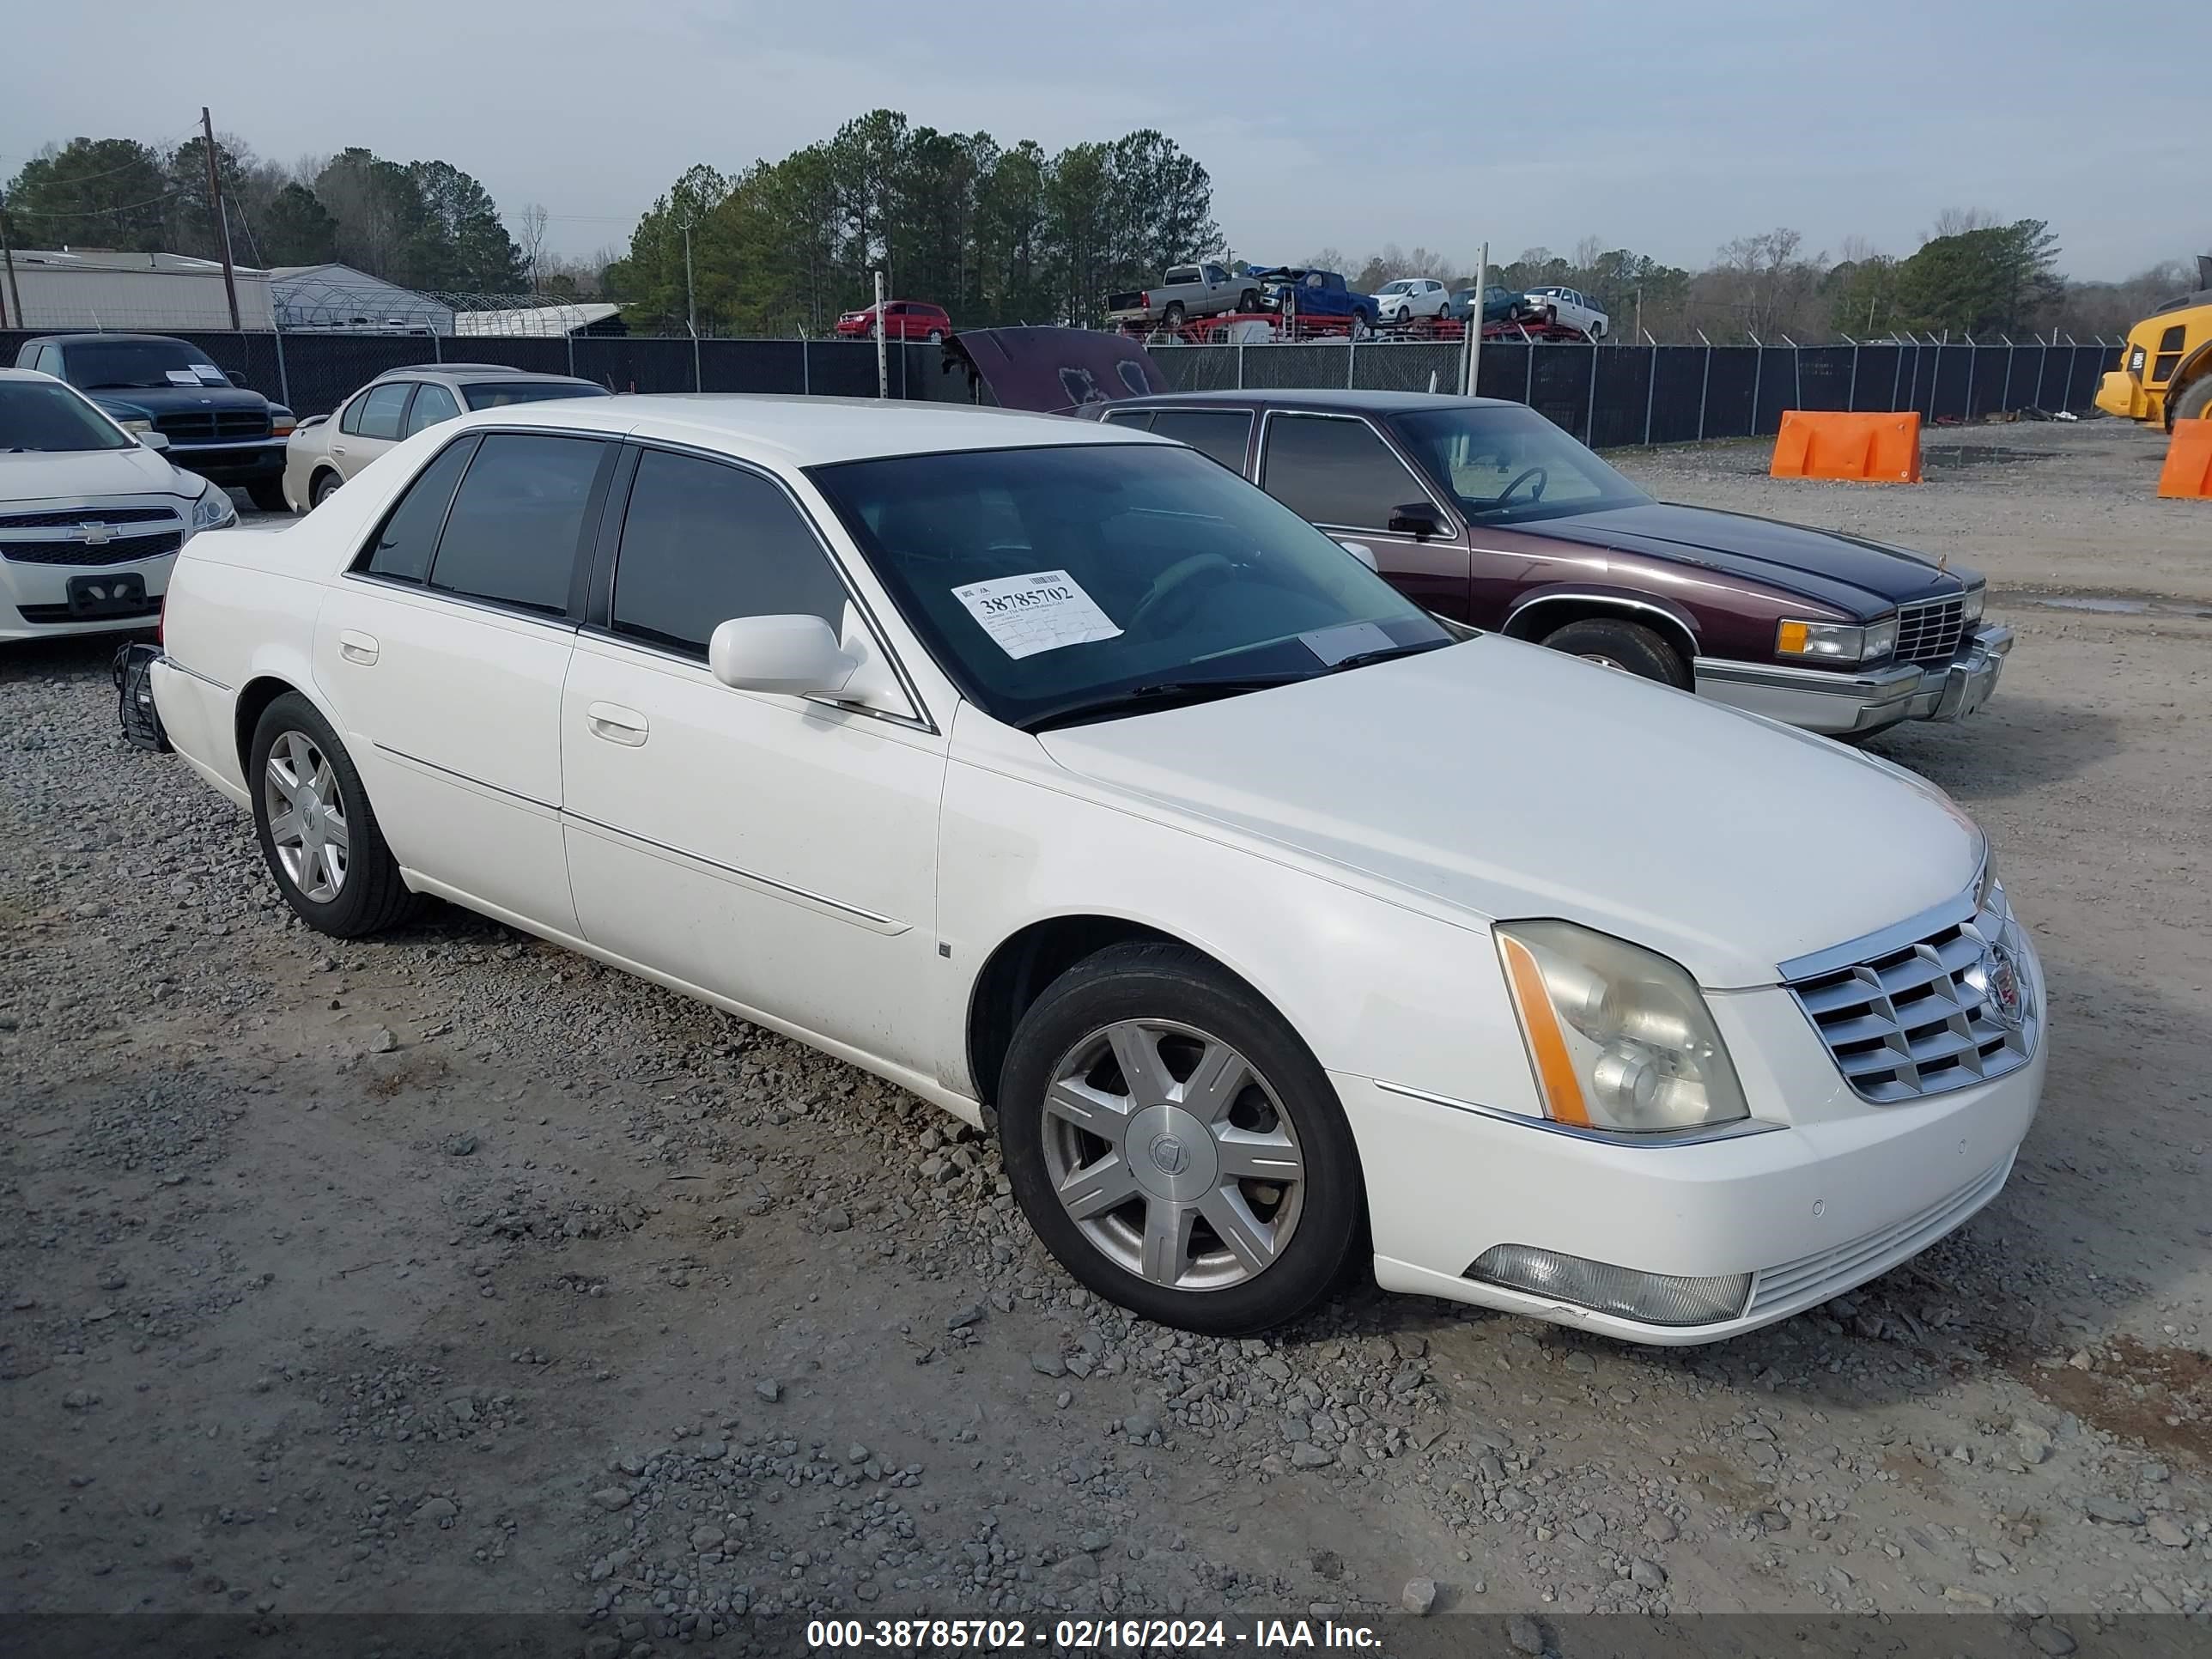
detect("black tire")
(246, 478), (287, 514)
(309, 470), (343, 510)
(1161, 301), (1186, 328)
(249, 692), (418, 938)
(2172, 374), (2212, 428)
(1237, 289), (1260, 313)
(1540, 617), (1689, 688)
(998, 942), (1364, 1336)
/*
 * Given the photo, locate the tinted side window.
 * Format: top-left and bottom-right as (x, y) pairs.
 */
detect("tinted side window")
(1145, 410), (1253, 472)
(1098, 410), (1154, 431)
(355, 382), (411, 441)
(611, 449), (849, 656)
(427, 434), (605, 615)
(36, 346), (64, 377)
(404, 382), (460, 435)
(1261, 414), (1434, 529)
(361, 437), (477, 582)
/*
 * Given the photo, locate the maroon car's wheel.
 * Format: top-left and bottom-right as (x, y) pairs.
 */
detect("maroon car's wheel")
(1541, 618), (1688, 689)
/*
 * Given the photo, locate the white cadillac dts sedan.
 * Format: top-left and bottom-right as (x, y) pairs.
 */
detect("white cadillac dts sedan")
(151, 397), (2046, 1342)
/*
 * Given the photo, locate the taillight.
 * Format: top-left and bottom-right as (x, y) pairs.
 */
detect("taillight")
(1140, 292), (1149, 307)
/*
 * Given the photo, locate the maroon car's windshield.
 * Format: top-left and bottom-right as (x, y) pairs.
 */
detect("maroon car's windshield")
(1391, 405), (1649, 526)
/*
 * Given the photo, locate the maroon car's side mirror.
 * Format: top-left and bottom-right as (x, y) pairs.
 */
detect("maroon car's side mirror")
(1389, 502), (1443, 540)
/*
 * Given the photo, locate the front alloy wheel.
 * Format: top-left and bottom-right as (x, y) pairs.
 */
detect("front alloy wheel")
(999, 941), (1363, 1334)
(1042, 1019), (1304, 1291)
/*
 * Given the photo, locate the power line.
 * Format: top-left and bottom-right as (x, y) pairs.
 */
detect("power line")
(0, 186), (191, 218)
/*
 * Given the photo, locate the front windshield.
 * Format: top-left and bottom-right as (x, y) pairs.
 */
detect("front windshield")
(1377, 281), (1414, 295)
(808, 443), (1450, 730)
(0, 380), (134, 453)
(1390, 405), (1650, 527)
(61, 340), (225, 391)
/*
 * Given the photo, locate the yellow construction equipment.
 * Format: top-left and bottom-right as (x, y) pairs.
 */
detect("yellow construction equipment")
(2096, 255), (2212, 428)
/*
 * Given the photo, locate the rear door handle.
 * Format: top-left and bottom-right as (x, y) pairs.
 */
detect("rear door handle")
(337, 629), (379, 665)
(331, 445), (348, 458)
(586, 702), (648, 746)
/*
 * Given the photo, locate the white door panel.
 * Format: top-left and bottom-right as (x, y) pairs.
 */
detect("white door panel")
(559, 635), (946, 1073)
(313, 580), (579, 932)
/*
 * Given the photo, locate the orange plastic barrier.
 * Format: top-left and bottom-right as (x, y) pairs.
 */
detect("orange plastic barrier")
(1770, 410), (1923, 483)
(2157, 418), (2212, 500)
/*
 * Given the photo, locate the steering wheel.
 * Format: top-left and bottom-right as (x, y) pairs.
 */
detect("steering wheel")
(1500, 465), (1548, 505)
(1128, 553), (1237, 635)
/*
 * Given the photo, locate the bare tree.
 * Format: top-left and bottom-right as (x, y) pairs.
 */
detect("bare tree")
(1924, 207), (1997, 243)
(514, 201), (550, 293)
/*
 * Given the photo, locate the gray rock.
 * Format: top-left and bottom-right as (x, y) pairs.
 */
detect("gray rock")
(367, 1027), (398, 1054)
(590, 1487), (632, 1511)
(1643, 1513), (1679, 1543)
(2145, 1515), (2190, 1548)
(1499, 1485), (1533, 1512)
(755, 1377), (782, 1403)
(1507, 1613), (1546, 1656)
(690, 1526), (726, 1552)
(2027, 1624), (2077, 1656)
(823, 1209), (852, 1232)
(946, 1304), (985, 1330)
(417, 1497), (458, 1523)
(1079, 1530), (1111, 1553)
(847, 1443), (869, 1464)
(1629, 1558), (1668, 1589)
(1122, 1410), (1160, 1439)
(1401, 1577), (1437, 1615)
(441, 1133), (477, 1157)
(2085, 1497), (2145, 1526)
(1030, 1350), (1066, 1378)
(1291, 1444), (1334, 1469)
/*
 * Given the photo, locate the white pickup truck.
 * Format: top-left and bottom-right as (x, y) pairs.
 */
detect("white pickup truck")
(1524, 286), (1610, 339)
(1106, 263), (1263, 328)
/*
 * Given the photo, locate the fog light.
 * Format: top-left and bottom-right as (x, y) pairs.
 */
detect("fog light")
(1469, 1243), (1750, 1327)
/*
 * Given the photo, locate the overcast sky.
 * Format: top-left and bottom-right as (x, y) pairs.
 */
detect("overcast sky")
(4, 0), (2202, 282)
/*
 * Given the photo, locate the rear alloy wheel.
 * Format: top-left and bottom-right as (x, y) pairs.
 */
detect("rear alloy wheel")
(999, 943), (1363, 1334)
(1540, 617), (1689, 688)
(1238, 289), (1260, 313)
(250, 693), (417, 937)
(310, 470), (343, 509)
(1161, 302), (1187, 329)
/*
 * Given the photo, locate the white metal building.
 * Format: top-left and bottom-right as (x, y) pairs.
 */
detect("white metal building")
(270, 264), (453, 334)
(0, 249), (278, 331)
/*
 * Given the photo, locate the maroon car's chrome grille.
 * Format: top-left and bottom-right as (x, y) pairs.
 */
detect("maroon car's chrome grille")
(1895, 595), (1966, 665)
(1, 530), (183, 567)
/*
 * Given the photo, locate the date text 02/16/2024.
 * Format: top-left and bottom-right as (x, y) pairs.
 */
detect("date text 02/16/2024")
(804, 1618), (1384, 1650)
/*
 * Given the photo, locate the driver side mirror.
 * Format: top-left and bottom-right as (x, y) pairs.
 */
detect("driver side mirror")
(224, 370), (247, 387)
(708, 615), (858, 696)
(1334, 539), (1379, 571)
(1387, 501), (1444, 540)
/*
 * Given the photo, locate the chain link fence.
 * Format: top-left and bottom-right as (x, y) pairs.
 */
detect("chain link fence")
(0, 326), (2115, 443)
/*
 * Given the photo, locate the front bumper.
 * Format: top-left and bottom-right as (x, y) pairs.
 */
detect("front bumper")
(1693, 623), (2013, 736)
(1340, 1035), (2045, 1345)
(168, 439), (286, 483)
(1, 553), (174, 641)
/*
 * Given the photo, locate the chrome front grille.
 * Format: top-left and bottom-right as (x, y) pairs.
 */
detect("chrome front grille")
(1895, 594), (1966, 665)
(1, 529), (183, 568)
(0, 505), (176, 531)
(1786, 877), (2038, 1103)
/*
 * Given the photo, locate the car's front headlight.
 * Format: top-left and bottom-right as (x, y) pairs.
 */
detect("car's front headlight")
(190, 486), (237, 532)
(1776, 615), (1896, 664)
(116, 416), (155, 435)
(1495, 921), (1749, 1134)
(1961, 585), (1985, 624)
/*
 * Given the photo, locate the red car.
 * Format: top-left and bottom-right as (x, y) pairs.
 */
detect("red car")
(835, 301), (951, 343)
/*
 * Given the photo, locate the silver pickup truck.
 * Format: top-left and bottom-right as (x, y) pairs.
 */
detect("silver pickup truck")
(1105, 262), (1262, 327)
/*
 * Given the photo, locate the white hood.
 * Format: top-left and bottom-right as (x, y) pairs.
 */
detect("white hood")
(0, 445), (193, 506)
(1036, 635), (1982, 988)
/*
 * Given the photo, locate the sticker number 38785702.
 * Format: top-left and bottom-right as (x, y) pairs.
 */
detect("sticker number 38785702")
(951, 570), (1123, 660)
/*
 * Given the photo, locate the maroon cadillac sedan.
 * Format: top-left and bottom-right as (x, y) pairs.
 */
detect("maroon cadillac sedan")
(1086, 388), (2012, 741)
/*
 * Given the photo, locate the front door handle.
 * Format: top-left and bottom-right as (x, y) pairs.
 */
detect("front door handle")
(586, 702), (649, 746)
(337, 629), (379, 665)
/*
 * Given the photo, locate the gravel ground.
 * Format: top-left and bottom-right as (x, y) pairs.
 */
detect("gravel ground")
(3, 419), (2208, 1647)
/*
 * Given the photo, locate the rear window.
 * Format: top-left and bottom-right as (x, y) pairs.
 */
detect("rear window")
(462, 382), (611, 411)
(425, 433), (608, 615)
(353, 382), (410, 441)
(362, 437), (477, 582)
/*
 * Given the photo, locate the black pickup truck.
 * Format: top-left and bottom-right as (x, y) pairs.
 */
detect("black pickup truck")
(15, 333), (295, 511)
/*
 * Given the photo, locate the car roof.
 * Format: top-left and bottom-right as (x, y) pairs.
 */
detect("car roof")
(1106, 387), (1521, 416)
(449, 393), (1170, 467)
(21, 332), (203, 347)
(370, 364), (603, 386)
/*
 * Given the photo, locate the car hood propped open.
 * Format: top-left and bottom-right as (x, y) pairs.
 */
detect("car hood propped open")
(942, 327), (1169, 416)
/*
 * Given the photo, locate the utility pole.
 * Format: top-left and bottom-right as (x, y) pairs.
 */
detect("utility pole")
(675, 206), (700, 392)
(1463, 240), (1487, 397)
(873, 270), (889, 399)
(0, 191), (21, 330)
(200, 106), (242, 331)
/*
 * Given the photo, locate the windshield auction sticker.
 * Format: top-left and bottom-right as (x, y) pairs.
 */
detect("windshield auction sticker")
(951, 570), (1122, 660)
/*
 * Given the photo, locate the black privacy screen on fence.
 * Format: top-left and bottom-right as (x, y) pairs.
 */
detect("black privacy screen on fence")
(0, 329), (2113, 445)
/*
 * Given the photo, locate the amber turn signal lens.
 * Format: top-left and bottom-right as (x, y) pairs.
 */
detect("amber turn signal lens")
(1776, 620), (1810, 654)
(1498, 933), (1591, 1127)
